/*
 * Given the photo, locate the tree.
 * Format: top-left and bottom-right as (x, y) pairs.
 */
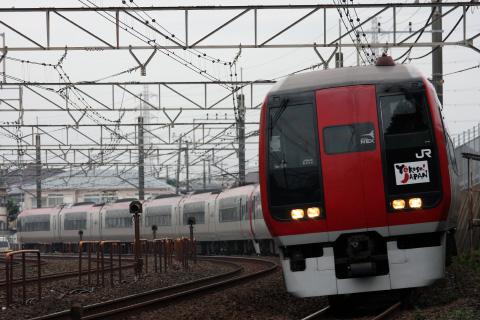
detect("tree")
(7, 198), (20, 223)
(166, 178), (177, 187)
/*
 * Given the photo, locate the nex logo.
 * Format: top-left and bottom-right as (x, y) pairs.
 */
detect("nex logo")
(415, 149), (432, 159)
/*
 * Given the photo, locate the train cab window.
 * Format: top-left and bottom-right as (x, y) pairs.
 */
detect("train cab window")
(267, 103), (322, 208)
(380, 94), (429, 135)
(379, 93), (432, 150)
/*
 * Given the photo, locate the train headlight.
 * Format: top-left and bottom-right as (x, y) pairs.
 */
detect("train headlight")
(307, 207), (321, 218)
(392, 199), (405, 210)
(291, 209), (304, 219)
(409, 198), (422, 208)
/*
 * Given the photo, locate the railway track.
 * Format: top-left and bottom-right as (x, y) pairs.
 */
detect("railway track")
(30, 256), (277, 320)
(0, 255), (135, 289)
(300, 301), (402, 320)
(0, 263), (133, 289)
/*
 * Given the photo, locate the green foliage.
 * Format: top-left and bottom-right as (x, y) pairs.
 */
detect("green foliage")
(166, 178), (177, 187)
(441, 309), (480, 320)
(415, 289), (459, 308)
(453, 252), (480, 274)
(412, 308), (426, 320)
(7, 198), (20, 223)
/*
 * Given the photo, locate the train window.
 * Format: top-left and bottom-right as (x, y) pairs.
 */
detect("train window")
(105, 209), (132, 228)
(18, 214), (50, 232)
(64, 212), (87, 230)
(183, 202), (205, 225)
(324, 125), (357, 154)
(64, 219), (87, 230)
(219, 197), (240, 222)
(380, 94), (429, 136)
(323, 122), (376, 155)
(106, 217), (132, 228)
(267, 103), (322, 207)
(146, 205), (172, 226)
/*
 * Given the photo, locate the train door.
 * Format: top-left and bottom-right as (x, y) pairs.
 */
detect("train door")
(89, 212), (93, 240)
(316, 85), (387, 239)
(58, 214), (62, 242)
(240, 195), (251, 238)
(99, 210), (103, 240)
(52, 214), (58, 243)
(207, 201), (218, 240)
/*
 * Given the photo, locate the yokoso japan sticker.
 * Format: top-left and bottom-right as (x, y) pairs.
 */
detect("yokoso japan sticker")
(394, 161), (430, 185)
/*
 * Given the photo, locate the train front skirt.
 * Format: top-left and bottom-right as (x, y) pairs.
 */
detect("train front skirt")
(280, 234), (446, 297)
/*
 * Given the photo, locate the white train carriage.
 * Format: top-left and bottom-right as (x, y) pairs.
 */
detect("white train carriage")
(215, 184), (256, 241)
(58, 202), (102, 242)
(142, 194), (183, 240)
(17, 184), (275, 254)
(250, 185), (271, 240)
(18, 207), (62, 244)
(178, 190), (219, 241)
(100, 199), (141, 242)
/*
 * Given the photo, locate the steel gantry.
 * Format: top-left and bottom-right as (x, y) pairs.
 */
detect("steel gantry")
(0, 3), (478, 53)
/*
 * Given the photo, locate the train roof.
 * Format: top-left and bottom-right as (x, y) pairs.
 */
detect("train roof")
(269, 64), (424, 96)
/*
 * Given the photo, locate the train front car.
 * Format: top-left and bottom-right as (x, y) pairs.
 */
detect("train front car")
(259, 58), (460, 298)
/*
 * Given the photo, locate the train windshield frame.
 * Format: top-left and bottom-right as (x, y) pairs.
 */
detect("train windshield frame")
(266, 101), (323, 218)
(377, 85), (442, 210)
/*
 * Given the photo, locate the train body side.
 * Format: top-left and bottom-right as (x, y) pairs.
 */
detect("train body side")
(16, 184), (273, 254)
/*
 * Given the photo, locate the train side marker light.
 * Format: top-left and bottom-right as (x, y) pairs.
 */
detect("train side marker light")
(291, 209), (304, 219)
(392, 199), (405, 209)
(409, 198), (422, 208)
(307, 207), (321, 218)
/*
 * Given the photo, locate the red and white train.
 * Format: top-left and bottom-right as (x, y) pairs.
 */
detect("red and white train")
(17, 184), (273, 255)
(259, 56), (461, 298)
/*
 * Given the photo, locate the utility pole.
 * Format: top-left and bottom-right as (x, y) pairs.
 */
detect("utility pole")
(185, 140), (189, 192)
(237, 94), (246, 185)
(1, 33), (6, 84)
(432, 0), (443, 105)
(208, 156), (211, 185)
(176, 136), (182, 194)
(138, 117), (144, 200)
(35, 134), (41, 208)
(203, 159), (206, 190)
(336, 20), (343, 68)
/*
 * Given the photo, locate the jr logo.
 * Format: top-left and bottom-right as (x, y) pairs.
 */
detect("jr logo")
(415, 149), (432, 159)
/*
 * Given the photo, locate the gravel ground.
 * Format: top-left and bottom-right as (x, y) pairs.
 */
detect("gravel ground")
(1, 254), (479, 320)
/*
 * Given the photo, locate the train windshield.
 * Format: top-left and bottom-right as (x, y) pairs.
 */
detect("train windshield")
(379, 89), (440, 202)
(380, 94), (429, 137)
(267, 103), (321, 207)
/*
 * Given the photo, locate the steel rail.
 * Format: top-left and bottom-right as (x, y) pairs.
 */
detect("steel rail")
(0, 261), (134, 290)
(373, 301), (403, 320)
(300, 306), (330, 320)
(300, 300), (402, 320)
